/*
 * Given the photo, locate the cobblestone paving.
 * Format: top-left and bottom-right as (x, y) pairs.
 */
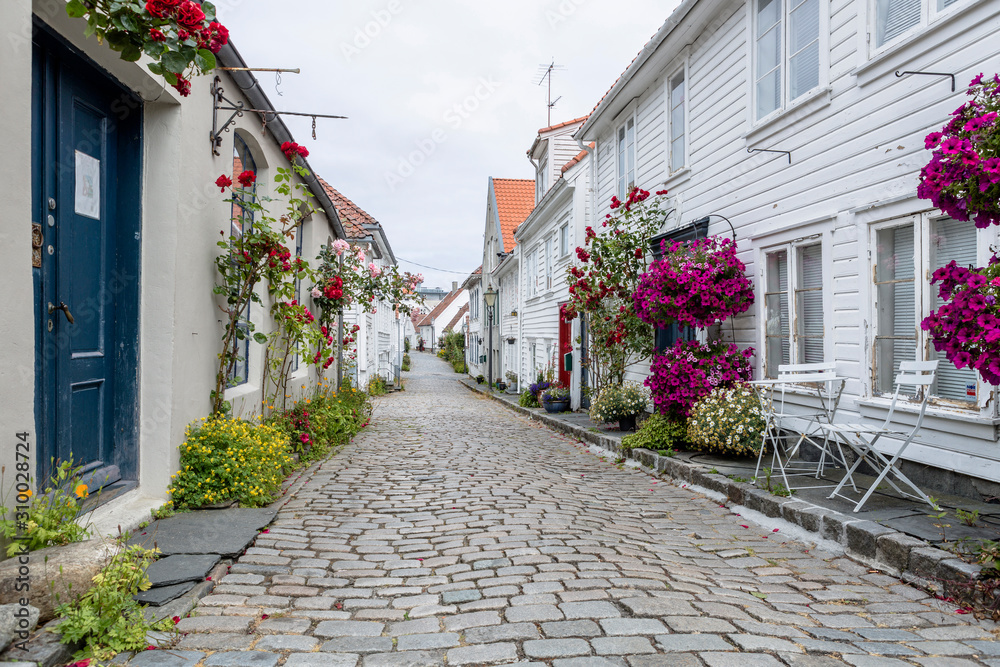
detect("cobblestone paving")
(145, 353), (999, 666)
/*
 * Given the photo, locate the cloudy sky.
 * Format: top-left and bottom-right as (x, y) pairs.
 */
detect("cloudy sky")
(219, 1), (678, 291)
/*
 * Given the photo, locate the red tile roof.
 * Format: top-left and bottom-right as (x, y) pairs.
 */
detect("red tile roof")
(492, 179), (535, 251)
(537, 115), (590, 135)
(561, 142), (595, 174)
(317, 177), (379, 239)
(444, 303), (469, 333)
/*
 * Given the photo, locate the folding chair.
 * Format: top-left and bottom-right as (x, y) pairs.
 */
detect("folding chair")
(752, 363), (850, 492)
(821, 360), (939, 513)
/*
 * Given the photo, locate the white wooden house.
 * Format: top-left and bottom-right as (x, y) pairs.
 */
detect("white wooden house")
(573, 0), (1000, 495)
(516, 118), (592, 406)
(416, 284), (469, 353)
(463, 267), (484, 375)
(477, 178), (535, 385)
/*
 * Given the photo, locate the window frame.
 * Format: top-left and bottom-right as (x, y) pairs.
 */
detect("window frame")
(545, 236), (554, 291)
(760, 239), (827, 378)
(867, 0), (970, 55)
(228, 134), (258, 388)
(559, 223), (570, 257)
(867, 213), (986, 410)
(616, 113), (637, 199)
(750, 0), (827, 123)
(667, 64), (688, 174)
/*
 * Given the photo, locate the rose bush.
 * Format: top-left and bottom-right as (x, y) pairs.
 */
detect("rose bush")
(563, 187), (670, 390)
(647, 340), (754, 418)
(634, 236), (754, 328)
(918, 74), (1000, 228)
(65, 0), (228, 97)
(921, 257), (1000, 385)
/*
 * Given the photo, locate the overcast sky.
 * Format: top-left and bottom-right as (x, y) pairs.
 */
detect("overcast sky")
(219, 1), (678, 291)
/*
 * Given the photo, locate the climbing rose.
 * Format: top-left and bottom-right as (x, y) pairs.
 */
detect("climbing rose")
(332, 239), (350, 255)
(149, 28), (166, 42)
(215, 174), (232, 191)
(175, 1), (206, 29)
(237, 170), (256, 187)
(173, 75), (191, 97)
(145, 0), (180, 18)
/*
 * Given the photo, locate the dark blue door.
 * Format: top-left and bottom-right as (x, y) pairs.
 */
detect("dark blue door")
(33, 25), (142, 484)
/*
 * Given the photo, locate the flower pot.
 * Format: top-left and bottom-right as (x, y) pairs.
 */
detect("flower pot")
(543, 399), (571, 413)
(506, 384), (518, 395)
(618, 415), (638, 432)
(498, 382), (507, 391)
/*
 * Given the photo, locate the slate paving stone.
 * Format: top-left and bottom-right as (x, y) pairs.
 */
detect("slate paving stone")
(129, 507), (277, 557)
(127, 355), (1000, 667)
(126, 650), (205, 667)
(133, 581), (195, 606)
(145, 554), (221, 587)
(203, 651), (280, 666)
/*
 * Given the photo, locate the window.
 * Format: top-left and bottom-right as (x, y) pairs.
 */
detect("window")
(755, 0), (821, 120)
(617, 116), (636, 198)
(559, 224), (570, 256)
(527, 252), (538, 298)
(872, 0), (964, 50)
(229, 135), (257, 386)
(872, 215), (979, 404)
(668, 69), (686, 172)
(537, 155), (549, 201)
(763, 243), (824, 377)
(545, 237), (554, 290)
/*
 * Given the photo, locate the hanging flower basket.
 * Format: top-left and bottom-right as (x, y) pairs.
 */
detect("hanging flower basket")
(921, 258), (1000, 385)
(918, 73), (1000, 228)
(646, 340), (754, 418)
(634, 236), (755, 329)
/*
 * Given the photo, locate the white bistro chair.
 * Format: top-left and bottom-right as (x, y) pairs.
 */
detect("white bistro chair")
(752, 363), (849, 493)
(820, 360), (939, 513)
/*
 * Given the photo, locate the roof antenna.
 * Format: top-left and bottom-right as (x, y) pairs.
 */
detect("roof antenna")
(534, 60), (565, 126)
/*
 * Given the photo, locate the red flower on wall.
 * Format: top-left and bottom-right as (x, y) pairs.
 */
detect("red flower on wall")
(237, 170), (256, 187)
(215, 174), (233, 191)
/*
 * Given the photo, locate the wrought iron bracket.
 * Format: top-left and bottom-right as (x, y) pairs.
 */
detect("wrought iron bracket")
(895, 70), (955, 92)
(747, 147), (791, 164)
(210, 76), (246, 156)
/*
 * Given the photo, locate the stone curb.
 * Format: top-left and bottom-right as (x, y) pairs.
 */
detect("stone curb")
(460, 380), (981, 591)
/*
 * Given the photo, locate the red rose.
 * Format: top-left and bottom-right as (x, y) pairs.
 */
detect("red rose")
(215, 174), (232, 191)
(149, 28), (166, 42)
(177, 29), (189, 41)
(176, 1), (206, 29)
(296, 145), (309, 158)
(237, 170), (256, 187)
(173, 76), (191, 97)
(145, 0), (180, 18)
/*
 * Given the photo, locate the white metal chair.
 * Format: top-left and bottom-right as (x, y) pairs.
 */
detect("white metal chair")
(820, 360), (939, 513)
(753, 363), (850, 493)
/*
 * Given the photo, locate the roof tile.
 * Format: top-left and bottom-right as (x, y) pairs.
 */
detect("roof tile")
(318, 177), (379, 240)
(492, 179), (535, 251)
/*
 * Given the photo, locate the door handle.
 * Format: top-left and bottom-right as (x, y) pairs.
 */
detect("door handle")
(48, 301), (75, 325)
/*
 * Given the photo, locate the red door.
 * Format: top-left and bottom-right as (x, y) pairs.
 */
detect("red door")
(558, 303), (571, 388)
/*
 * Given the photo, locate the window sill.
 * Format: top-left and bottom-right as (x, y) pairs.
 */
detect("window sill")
(852, 0), (997, 88)
(856, 397), (996, 426)
(743, 86), (833, 146)
(661, 167), (691, 192)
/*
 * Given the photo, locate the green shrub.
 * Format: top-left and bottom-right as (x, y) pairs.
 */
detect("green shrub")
(519, 389), (539, 408)
(404, 338), (411, 353)
(452, 360), (467, 374)
(687, 384), (766, 456)
(168, 416), (293, 509)
(0, 458), (92, 557)
(54, 543), (174, 661)
(368, 376), (389, 396)
(402, 353), (411, 371)
(589, 382), (650, 423)
(267, 385), (372, 463)
(621, 414), (688, 454)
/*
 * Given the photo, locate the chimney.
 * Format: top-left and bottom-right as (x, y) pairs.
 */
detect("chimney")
(452, 281), (458, 292)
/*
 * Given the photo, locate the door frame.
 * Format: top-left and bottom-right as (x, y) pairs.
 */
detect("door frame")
(32, 20), (143, 483)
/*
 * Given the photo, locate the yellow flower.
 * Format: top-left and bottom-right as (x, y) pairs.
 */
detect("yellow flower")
(75, 484), (89, 498)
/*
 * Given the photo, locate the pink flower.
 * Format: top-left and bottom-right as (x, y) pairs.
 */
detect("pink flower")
(369, 262), (382, 277)
(332, 239), (350, 256)
(311, 287), (322, 298)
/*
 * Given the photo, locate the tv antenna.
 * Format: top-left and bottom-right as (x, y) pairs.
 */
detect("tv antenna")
(534, 60), (565, 126)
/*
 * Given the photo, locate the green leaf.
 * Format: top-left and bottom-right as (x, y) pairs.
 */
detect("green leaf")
(146, 61), (164, 75)
(121, 44), (142, 62)
(195, 48), (217, 72)
(750, 591), (768, 599)
(201, 1), (217, 21)
(253, 332), (268, 345)
(105, 29), (131, 51)
(119, 11), (140, 32)
(163, 71), (178, 85)
(161, 50), (189, 74)
(66, 0), (88, 18)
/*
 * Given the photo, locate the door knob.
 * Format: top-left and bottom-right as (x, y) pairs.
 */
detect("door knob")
(48, 301), (75, 324)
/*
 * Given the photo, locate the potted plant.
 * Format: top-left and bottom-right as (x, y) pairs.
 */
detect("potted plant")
(475, 374), (485, 384)
(505, 371), (519, 394)
(528, 379), (551, 406)
(497, 380), (507, 391)
(589, 381), (650, 431)
(541, 385), (571, 413)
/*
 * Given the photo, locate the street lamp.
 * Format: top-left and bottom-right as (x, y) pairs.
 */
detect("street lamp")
(483, 284), (498, 391)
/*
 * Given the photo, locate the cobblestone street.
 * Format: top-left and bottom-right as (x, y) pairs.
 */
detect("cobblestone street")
(150, 353), (999, 667)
